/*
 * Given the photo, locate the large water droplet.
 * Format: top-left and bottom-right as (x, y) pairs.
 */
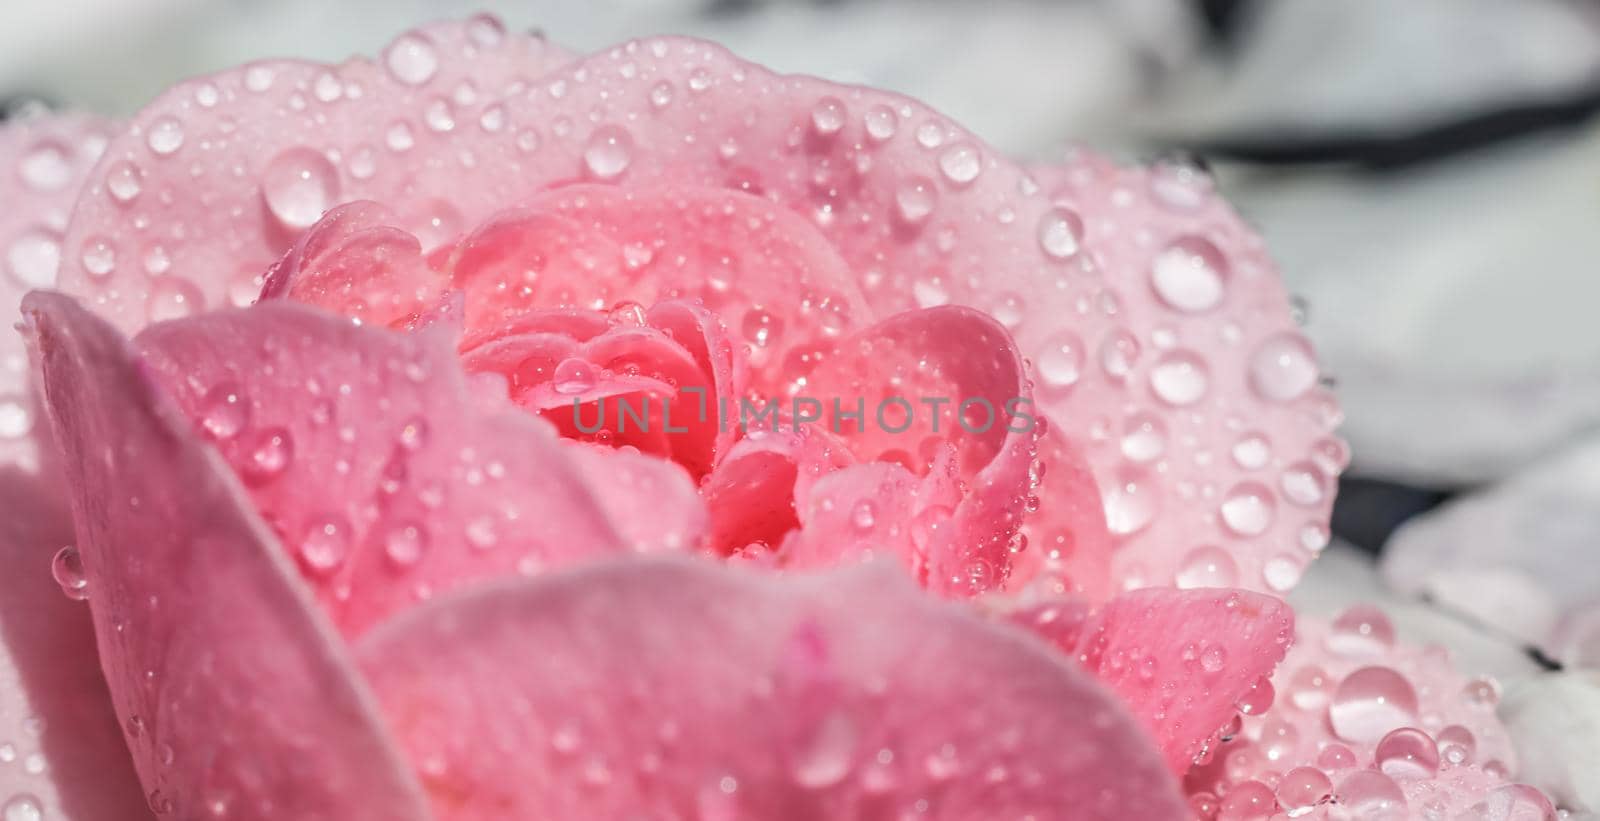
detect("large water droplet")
(1217, 779), (1274, 820)
(2, 794), (43, 821)
(1276, 766), (1331, 818)
(1249, 333), (1319, 402)
(582, 125), (633, 181)
(937, 142), (981, 185)
(385, 32), (440, 85)
(1151, 236), (1228, 313)
(1328, 666), (1419, 742)
(1037, 207), (1083, 259)
(7, 228), (60, 288)
(1149, 350), (1209, 406)
(261, 147), (340, 230)
(791, 710), (857, 789)
(1220, 482), (1276, 536)
(1332, 770), (1406, 820)
(552, 358), (598, 395)
(1374, 727), (1439, 779)
(1327, 604), (1395, 656)
(146, 117), (185, 155)
(1176, 546), (1237, 588)
(52, 545), (89, 600)
(1437, 724), (1475, 766)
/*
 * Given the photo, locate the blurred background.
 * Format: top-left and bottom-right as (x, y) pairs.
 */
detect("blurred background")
(5, 0), (1600, 776)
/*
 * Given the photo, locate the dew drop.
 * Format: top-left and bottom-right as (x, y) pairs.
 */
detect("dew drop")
(1036, 331), (1083, 394)
(1099, 330), (1140, 381)
(1328, 666), (1419, 742)
(106, 160), (143, 203)
(382, 521), (429, 568)
(260, 147), (340, 230)
(1176, 546), (1237, 588)
(384, 32), (440, 85)
(1374, 727), (1439, 779)
(1332, 770), (1406, 819)
(0, 395), (31, 439)
(864, 104), (897, 141)
(1149, 350), (1209, 406)
(2, 794), (43, 821)
(791, 710), (857, 789)
(6, 228), (60, 288)
(1152, 236), (1228, 313)
(80, 236), (117, 278)
(582, 125), (633, 181)
(810, 96), (846, 136)
(1276, 767), (1331, 818)
(146, 278), (201, 322)
(1437, 724), (1475, 766)
(20, 141), (71, 190)
(1119, 412), (1167, 463)
(146, 117), (185, 155)
(851, 500), (876, 531)
(299, 515), (351, 575)
(242, 426), (293, 483)
(1104, 471), (1158, 536)
(386, 121), (416, 153)
(1219, 482), (1276, 536)
(1327, 604), (1395, 656)
(1249, 333), (1319, 402)
(936, 142), (981, 185)
(1037, 207), (1083, 259)
(1231, 432), (1271, 470)
(552, 358), (597, 395)
(199, 382), (249, 440)
(1217, 779), (1274, 820)
(740, 307), (781, 348)
(52, 545), (89, 600)
(894, 176), (938, 224)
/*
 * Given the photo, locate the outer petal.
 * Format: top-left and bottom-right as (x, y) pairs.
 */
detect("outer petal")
(23, 292), (430, 820)
(355, 556), (1185, 820)
(1033, 155), (1343, 598)
(133, 300), (704, 637)
(57, 18), (572, 330)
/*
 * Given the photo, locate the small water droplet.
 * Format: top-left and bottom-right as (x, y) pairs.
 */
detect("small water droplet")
(582, 125), (633, 181)
(1219, 482), (1276, 536)
(851, 500), (877, 531)
(1149, 350), (1209, 406)
(936, 142), (981, 185)
(1036, 331), (1083, 394)
(894, 176), (938, 224)
(1120, 412), (1167, 463)
(2, 794), (43, 821)
(199, 382), (249, 440)
(106, 159), (143, 203)
(385, 32), (440, 85)
(791, 710), (857, 789)
(386, 121), (416, 152)
(552, 358), (597, 395)
(146, 278), (202, 322)
(1327, 604), (1395, 656)
(7, 228), (61, 288)
(1152, 236), (1228, 313)
(810, 96), (846, 136)
(1218, 780), (1274, 820)
(52, 545), (89, 600)
(1374, 727), (1439, 779)
(1176, 545), (1237, 588)
(1037, 207), (1083, 259)
(382, 521), (428, 568)
(741, 307), (781, 348)
(299, 515), (351, 575)
(1104, 471), (1158, 536)
(20, 141), (72, 190)
(260, 147), (340, 230)
(80, 236), (117, 278)
(242, 426), (293, 483)
(1249, 333), (1319, 402)
(146, 117), (185, 155)
(864, 104), (897, 141)
(1275, 766), (1331, 818)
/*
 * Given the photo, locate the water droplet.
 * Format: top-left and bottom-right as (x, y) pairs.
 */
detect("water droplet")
(1327, 604), (1395, 656)
(384, 32), (439, 85)
(1104, 471), (1158, 536)
(1276, 767), (1331, 818)
(937, 142), (981, 185)
(864, 104), (897, 140)
(466, 14), (506, 47)
(260, 147), (340, 230)
(7, 228), (61, 288)
(0, 395), (31, 439)
(791, 710), (857, 789)
(1217, 779), (1274, 820)
(851, 500), (877, 531)
(741, 307), (781, 348)
(1152, 236), (1228, 313)
(52, 545), (89, 600)
(2, 794), (43, 821)
(382, 521), (428, 568)
(80, 236), (117, 278)
(1176, 546), (1237, 588)
(1220, 482), (1276, 536)
(106, 160), (143, 203)
(582, 125), (633, 181)
(1375, 727), (1439, 779)
(1462, 676), (1501, 707)
(1332, 770), (1406, 819)
(1199, 644), (1227, 673)
(146, 278), (202, 322)
(1037, 208), (1083, 259)
(20, 141), (71, 190)
(1231, 432), (1271, 470)
(1279, 461), (1327, 507)
(552, 358), (597, 395)
(299, 515), (351, 575)
(1480, 784), (1558, 821)
(241, 426), (293, 483)
(199, 382), (249, 440)
(146, 117), (185, 155)
(1036, 331), (1083, 394)
(1099, 330), (1140, 381)
(1329, 666), (1419, 742)
(1263, 556), (1301, 591)
(1120, 412), (1167, 463)
(894, 176), (937, 224)
(810, 96), (846, 136)
(1149, 350), (1209, 406)
(1249, 333), (1319, 402)
(1437, 724), (1475, 765)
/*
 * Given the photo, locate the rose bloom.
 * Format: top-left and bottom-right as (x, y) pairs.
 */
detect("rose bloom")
(0, 14), (1556, 821)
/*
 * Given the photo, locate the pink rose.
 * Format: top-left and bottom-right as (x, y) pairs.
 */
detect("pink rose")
(1, 14), (1555, 820)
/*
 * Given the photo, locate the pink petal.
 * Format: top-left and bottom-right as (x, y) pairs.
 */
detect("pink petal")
(23, 291), (429, 819)
(355, 556), (1185, 819)
(783, 458), (959, 583)
(0, 112), (119, 473)
(702, 426), (853, 555)
(56, 17), (572, 332)
(1032, 156), (1344, 597)
(1008, 422), (1116, 602)
(132, 299), (704, 637)
(803, 306), (1038, 596)
(260, 200), (440, 327)
(1185, 606), (1544, 817)
(1068, 588), (1294, 774)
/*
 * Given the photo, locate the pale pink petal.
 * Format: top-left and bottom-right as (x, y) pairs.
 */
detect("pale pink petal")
(57, 18), (573, 332)
(23, 291), (429, 819)
(132, 299), (703, 637)
(1008, 422), (1116, 602)
(1185, 606), (1548, 818)
(1, 112), (119, 473)
(355, 556), (1185, 820)
(1031, 155), (1344, 597)
(1069, 588), (1294, 774)
(260, 200), (440, 326)
(783, 458), (959, 583)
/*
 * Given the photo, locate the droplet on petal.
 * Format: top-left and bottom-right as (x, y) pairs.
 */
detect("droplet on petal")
(260, 147), (340, 231)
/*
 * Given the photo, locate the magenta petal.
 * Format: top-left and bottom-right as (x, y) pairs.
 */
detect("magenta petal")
(23, 291), (430, 819)
(703, 427), (853, 555)
(356, 556), (1185, 820)
(57, 18), (573, 332)
(1071, 588), (1294, 774)
(133, 299), (703, 636)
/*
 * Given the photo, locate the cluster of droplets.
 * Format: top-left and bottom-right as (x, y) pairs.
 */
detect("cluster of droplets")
(1185, 606), (1556, 820)
(0, 708), (51, 821)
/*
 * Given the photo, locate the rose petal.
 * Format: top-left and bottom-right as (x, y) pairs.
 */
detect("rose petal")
(133, 299), (703, 637)
(0, 112), (118, 473)
(57, 17), (572, 331)
(702, 426), (853, 555)
(260, 200), (438, 326)
(1066, 588), (1294, 774)
(23, 291), (430, 819)
(1185, 607), (1536, 815)
(1032, 154), (1344, 598)
(1009, 422), (1116, 602)
(355, 555), (1185, 819)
